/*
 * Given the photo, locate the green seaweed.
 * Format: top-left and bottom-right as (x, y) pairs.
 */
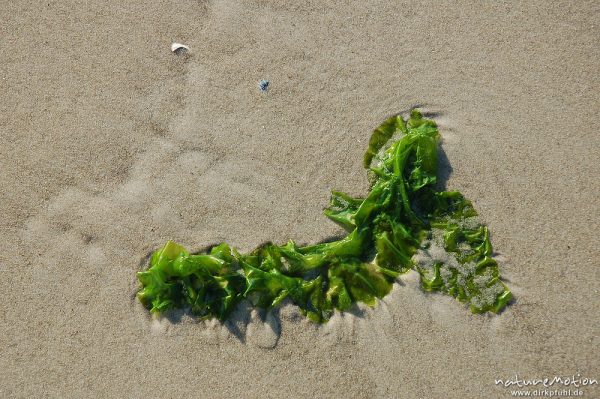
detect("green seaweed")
(137, 110), (511, 322)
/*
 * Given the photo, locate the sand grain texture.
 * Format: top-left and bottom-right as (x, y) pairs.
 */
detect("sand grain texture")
(1, 1), (599, 398)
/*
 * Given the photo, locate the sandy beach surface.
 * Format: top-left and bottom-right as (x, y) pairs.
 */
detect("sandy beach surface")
(1, 1), (598, 398)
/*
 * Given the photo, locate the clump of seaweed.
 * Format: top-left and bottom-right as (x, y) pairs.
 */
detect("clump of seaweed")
(137, 110), (511, 322)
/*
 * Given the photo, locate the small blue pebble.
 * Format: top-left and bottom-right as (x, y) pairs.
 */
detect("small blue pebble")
(259, 79), (269, 92)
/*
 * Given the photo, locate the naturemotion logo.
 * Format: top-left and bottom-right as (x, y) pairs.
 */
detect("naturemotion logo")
(495, 374), (597, 397)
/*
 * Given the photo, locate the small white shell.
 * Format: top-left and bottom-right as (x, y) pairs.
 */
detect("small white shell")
(171, 43), (189, 54)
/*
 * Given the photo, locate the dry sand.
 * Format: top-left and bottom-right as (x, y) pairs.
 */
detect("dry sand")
(1, 1), (599, 398)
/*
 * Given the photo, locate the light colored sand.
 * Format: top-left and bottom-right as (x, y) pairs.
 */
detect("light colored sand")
(1, 1), (599, 398)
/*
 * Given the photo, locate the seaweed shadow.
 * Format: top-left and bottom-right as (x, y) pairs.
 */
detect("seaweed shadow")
(436, 144), (453, 191)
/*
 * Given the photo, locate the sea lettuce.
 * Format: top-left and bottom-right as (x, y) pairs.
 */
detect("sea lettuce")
(137, 110), (511, 322)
